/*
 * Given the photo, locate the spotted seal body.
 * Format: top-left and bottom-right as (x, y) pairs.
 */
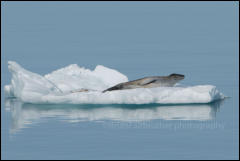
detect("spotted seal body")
(102, 73), (184, 93)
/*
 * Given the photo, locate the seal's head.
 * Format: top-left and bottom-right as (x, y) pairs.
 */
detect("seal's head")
(169, 73), (185, 81)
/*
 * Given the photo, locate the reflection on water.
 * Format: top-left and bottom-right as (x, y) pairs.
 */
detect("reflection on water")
(4, 99), (224, 134)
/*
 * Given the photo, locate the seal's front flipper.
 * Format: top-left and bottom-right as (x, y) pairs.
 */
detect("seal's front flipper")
(141, 79), (157, 86)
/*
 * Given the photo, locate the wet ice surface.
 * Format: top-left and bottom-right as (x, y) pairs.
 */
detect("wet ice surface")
(5, 61), (225, 104)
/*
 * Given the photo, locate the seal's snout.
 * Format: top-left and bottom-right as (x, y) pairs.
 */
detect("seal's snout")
(169, 73), (185, 80)
(179, 74), (185, 80)
(179, 74), (185, 79)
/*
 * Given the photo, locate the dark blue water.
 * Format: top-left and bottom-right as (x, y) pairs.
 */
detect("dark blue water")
(1, 2), (239, 159)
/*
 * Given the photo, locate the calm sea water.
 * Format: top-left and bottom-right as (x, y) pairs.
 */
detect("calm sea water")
(1, 2), (239, 160)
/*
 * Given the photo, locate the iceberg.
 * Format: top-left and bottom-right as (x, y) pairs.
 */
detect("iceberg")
(4, 61), (225, 104)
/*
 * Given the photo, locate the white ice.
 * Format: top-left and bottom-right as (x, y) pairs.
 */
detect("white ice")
(4, 61), (225, 104)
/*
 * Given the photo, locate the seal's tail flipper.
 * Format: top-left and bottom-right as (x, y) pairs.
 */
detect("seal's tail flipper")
(70, 88), (97, 93)
(102, 87), (117, 93)
(70, 89), (89, 93)
(102, 84), (122, 93)
(71, 88), (101, 93)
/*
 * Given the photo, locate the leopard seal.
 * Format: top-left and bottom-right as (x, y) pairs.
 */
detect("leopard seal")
(102, 73), (184, 93)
